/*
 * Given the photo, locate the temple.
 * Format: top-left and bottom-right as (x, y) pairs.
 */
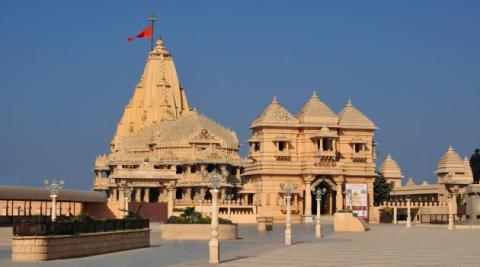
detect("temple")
(93, 37), (378, 222)
(380, 146), (474, 222)
(93, 39), (243, 219)
(242, 93), (377, 222)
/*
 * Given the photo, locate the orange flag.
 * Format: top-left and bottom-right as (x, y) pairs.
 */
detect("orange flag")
(127, 26), (153, 41)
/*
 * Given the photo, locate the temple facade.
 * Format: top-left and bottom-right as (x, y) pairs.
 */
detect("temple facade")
(93, 37), (379, 222)
(93, 39), (243, 219)
(241, 94), (378, 222)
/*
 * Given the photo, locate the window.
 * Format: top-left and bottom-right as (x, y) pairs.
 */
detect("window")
(176, 165), (183, 174)
(278, 141), (286, 152)
(323, 138), (333, 151)
(354, 143), (363, 153)
(254, 142), (261, 152)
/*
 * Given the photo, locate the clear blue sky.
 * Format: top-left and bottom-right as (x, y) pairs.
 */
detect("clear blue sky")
(1, 1), (479, 189)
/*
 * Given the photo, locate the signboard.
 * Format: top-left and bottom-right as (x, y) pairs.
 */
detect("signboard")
(345, 184), (368, 219)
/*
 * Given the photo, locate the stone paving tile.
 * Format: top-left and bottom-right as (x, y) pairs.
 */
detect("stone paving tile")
(1, 224), (480, 266)
(220, 225), (480, 267)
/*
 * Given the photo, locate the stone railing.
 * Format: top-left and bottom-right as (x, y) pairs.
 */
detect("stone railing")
(380, 201), (448, 208)
(174, 199), (251, 207)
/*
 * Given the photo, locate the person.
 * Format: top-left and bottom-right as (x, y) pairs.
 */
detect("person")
(470, 148), (480, 184)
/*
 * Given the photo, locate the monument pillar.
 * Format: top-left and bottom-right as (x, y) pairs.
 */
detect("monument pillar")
(335, 177), (344, 212)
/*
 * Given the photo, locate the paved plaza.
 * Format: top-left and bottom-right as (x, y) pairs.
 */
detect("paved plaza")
(1, 223), (480, 266)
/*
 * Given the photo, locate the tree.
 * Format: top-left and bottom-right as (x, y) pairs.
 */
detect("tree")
(374, 171), (391, 206)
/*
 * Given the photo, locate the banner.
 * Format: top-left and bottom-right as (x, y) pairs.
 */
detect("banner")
(345, 184), (368, 219)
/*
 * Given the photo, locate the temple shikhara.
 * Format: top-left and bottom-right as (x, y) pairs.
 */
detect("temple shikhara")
(92, 37), (380, 223)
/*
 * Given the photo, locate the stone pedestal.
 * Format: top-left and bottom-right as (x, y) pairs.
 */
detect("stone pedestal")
(465, 184), (480, 224)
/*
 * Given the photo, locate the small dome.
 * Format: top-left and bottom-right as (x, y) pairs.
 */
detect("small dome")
(405, 177), (416, 186)
(436, 146), (465, 175)
(379, 154), (403, 179)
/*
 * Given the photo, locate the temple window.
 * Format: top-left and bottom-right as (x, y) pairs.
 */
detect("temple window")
(322, 138), (333, 151)
(191, 165), (197, 173)
(176, 165), (183, 174)
(354, 143), (363, 153)
(278, 141), (287, 152)
(253, 142), (261, 152)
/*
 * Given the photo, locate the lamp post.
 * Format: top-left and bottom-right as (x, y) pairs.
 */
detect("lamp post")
(448, 194), (454, 230)
(280, 183), (298, 246)
(202, 168), (229, 264)
(122, 186), (132, 218)
(312, 187), (326, 238)
(406, 197), (412, 228)
(44, 179), (64, 222)
(225, 194), (235, 220)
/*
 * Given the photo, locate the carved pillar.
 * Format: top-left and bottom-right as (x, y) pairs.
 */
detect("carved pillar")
(329, 192), (333, 215)
(304, 178), (312, 216)
(220, 188), (226, 200)
(335, 177), (344, 212)
(367, 181), (374, 207)
(186, 188), (192, 201)
(144, 188), (150, 203)
(167, 187), (174, 218)
(135, 188), (141, 202)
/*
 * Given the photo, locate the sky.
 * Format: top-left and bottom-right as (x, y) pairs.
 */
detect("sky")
(0, 1), (479, 190)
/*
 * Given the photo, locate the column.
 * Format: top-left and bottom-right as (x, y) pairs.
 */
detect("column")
(393, 207), (398, 224)
(167, 187), (174, 218)
(304, 179), (312, 216)
(220, 188), (226, 200)
(135, 188), (142, 202)
(186, 188), (192, 201)
(329, 193), (333, 215)
(335, 178), (344, 212)
(144, 188), (150, 203)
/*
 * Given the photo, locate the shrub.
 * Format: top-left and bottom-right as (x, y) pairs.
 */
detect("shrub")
(166, 207), (232, 224)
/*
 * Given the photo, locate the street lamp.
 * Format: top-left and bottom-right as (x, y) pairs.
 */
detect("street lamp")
(44, 179), (64, 222)
(202, 168), (229, 264)
(225, 194), (235, 220)
(280, 183), (298, 246)
(448, 193), (454, 230)
(406, 197), (412, 228)
(312, 187), (326, 238)
(122, 185), (132, 218)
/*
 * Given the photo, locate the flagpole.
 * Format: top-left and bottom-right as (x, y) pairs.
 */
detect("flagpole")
(148, 12), (158, 51)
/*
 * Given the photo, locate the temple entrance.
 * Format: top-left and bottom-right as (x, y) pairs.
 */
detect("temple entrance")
(311, 179), (336, 215)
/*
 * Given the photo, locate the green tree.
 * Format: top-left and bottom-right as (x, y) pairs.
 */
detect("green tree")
(374, 171), (391, 206)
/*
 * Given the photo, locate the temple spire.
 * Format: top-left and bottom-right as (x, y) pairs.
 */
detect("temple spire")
(112, 36), (190, 148)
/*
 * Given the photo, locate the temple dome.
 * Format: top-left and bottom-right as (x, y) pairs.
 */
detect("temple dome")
(296, 91), (338, 125)
(338, 100), (376, 130)
(379, 154), (403, 179)
(115, 109), (239, 152)
(251, 97), (298, 128)
(435, 146), (465, 175)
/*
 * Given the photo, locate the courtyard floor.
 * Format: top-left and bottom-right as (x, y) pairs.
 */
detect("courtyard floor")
(1, 223), (479, 266)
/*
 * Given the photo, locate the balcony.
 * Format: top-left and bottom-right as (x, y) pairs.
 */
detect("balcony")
(275, 151), (291, 161)
(350, 152), (368, 162)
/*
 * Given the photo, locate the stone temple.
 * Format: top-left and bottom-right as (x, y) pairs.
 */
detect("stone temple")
(93, 37), (379, 223)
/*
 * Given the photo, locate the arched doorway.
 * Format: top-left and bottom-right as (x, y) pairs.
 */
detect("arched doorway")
(311, 177), (336, 215)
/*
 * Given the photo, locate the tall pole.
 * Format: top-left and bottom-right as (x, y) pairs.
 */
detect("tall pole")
(44, 179), (64, 222)
(280, 183), (297, 246)
(148, 12), (158, 51)
(448, 195), (454, 230)
(285, 194), (292, 246)
(313, 188), (326, 238)
(210, 187), (219, 264)
(202, 167), (229, 264)
(406, 198), (412, 228)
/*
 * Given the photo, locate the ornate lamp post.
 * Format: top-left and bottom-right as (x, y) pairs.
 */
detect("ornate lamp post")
(122, 186), (132, 218)
(312, 187), (326, 238)
(202, 168), (229, 264)
(225, 194), (235, 220)
(280, 183), (298, 246)
(406, 197), (412, 228)
(448, 194), (454, 230)
(43, 179), (64, 222)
